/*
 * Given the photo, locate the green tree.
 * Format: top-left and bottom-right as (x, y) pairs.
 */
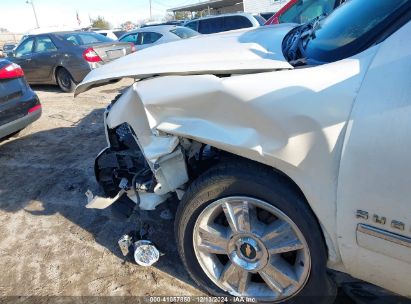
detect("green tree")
(91, 16), (111, 29)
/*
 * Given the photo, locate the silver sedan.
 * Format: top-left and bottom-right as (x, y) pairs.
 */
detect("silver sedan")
(118, 25), (199, 51)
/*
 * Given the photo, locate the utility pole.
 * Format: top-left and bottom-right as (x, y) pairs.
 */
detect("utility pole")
(149, 0), (152, 20)
(26, 0), (39, 28)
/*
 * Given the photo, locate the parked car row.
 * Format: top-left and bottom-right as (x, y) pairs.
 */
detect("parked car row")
(76, 0), (411, 302)
(7, 31), (134, 92)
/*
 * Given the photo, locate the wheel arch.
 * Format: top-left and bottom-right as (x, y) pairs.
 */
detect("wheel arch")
(54, 65), (66, 82)
(54, 65), (64, 84)
(54, 65), (77, 84)
(186, 140), (341, 266)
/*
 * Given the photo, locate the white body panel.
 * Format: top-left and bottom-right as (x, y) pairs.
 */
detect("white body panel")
(337, 22), (411, 297)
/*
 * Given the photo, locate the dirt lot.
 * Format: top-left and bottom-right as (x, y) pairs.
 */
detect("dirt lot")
(0, 79), (400, 303)
(0, 79), (203, 298)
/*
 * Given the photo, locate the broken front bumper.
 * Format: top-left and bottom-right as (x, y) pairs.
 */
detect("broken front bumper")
(87, 85), (189, 211)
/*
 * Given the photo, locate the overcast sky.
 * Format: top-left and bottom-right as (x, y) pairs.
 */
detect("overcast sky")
(1, 0), (199, 33)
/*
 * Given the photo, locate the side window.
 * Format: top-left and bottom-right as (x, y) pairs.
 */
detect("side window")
(120, 33), (139, 44)
(140, 32), (162, 45)
(199, 17), (224, 34)
(65, 35), (80, 45)
(15, 38), (34, 57)
(224, 16), (253, 31)
(185, 21), (199, 31)
(34, 36), (57, 53)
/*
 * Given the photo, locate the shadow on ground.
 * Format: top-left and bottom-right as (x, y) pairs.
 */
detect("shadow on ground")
(0, 109), (197, 291)
(30, 84), (63, 93)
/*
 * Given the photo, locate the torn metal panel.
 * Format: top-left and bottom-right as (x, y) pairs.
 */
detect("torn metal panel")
(74, 24), (295, 96)
(152, 148), (188, 196)
(86, 189), (170, 211)
(105, 87), (180, 164)
(127, 192), (170, 211)
(105, 89), (189, 197)
(85, 189), (126, 209)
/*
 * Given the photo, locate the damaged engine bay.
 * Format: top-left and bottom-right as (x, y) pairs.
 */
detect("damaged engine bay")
(87, 93), (221, 215)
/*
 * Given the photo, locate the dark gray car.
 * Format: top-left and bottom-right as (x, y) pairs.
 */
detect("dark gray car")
(2, 43), (17, 58)
(9, 32), (134, 92)
(0, 59), (41, 139)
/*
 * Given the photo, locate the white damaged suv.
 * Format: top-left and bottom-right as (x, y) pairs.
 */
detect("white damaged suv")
(76, 0), (411, 302)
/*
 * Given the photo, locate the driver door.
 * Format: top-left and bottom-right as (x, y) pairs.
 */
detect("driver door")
(31, 35), (59, 82)
(12, 38), (36, 82)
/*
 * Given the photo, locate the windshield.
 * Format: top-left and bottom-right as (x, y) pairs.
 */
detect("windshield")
(57, 32), (113, 45)
(304, 0), (410, 62)
(280, 0), (336, 24)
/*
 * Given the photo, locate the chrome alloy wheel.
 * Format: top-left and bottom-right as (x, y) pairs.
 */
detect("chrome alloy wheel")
(193, 197), (311, 301)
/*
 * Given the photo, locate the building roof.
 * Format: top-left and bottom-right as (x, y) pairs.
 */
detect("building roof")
(168, 0), (243, 12)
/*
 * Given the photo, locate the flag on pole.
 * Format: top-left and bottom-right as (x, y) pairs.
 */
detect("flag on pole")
(76, 10), (81, 25)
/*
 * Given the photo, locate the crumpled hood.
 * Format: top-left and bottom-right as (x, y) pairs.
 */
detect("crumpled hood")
(75, 24), (296, 95)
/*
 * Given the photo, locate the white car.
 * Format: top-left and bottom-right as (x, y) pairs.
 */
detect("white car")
(77, 0), (411, 302)
(95, 29), (126, 40)
(118, 25), (200, 51)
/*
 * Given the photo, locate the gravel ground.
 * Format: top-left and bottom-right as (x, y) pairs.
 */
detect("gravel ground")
(0, 79), (202, 298)
(0, 79), (404, 303)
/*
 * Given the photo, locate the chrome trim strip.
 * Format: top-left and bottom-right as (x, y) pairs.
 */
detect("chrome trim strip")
(357, 224), (411, 249)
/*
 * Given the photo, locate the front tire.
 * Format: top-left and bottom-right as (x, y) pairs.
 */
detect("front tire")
(56, 67), (76, 92)
(175, 161), (336, 303)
